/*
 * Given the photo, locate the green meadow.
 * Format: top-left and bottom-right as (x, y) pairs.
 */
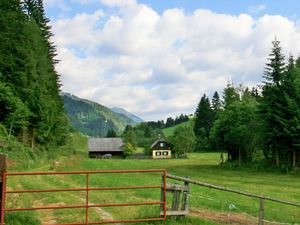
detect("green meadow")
(5, 135), (300, 225)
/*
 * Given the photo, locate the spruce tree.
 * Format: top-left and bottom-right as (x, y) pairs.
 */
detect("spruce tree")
(211, 91), (222, 118)
(260, 39), (287, 166)
(194, 94), (214, 137)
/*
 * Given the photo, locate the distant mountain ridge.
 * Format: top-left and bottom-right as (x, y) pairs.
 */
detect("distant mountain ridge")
(111, 107), (143, 123)
(61, 93), (138, 137)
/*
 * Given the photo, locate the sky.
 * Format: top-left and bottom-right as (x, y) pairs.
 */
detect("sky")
(44, 0), (300, 121)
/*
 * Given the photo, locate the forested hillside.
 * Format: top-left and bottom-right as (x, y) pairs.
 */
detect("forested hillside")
(62, 93), (137, 137)
(0, 0), (70, 153)
(111, 107), (143, 123)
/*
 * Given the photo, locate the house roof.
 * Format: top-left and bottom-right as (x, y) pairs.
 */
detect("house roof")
(88, 138), (124, 152)
(150, 138), (167, 149)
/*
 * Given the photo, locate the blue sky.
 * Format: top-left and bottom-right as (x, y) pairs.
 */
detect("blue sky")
(45, 0), (300, 19)
(44, 0), (300, 120)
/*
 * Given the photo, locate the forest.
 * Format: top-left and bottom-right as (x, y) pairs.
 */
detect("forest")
(203, 40), (300, 169)
(0, 0), (70, 157)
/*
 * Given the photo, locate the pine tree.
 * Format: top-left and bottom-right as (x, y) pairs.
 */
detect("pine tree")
(194, 94), (214, 137)
(263, 38), (285, 86)
(260, 39), (287, 166)
(211, 91), (222, 118)
(223, 82), (240, 109)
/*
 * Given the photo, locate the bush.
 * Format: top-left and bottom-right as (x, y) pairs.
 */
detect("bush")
(123, 143), (135, 156)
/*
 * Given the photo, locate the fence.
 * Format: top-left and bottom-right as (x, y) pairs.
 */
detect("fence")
(1, 169), (167, 225)
(166, 174), (300, 225)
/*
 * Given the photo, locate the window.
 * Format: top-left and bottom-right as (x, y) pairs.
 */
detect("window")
(155, 151), (161, 156)
(162, 151), (168, 156)
(160, 143), (164, 147)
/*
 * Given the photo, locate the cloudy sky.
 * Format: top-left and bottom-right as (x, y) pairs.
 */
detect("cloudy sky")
(44, 0), (300, 121)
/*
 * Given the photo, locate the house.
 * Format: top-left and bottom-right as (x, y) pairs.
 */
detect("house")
(88, 137), (124, 158)
(150, 138), (172, 159)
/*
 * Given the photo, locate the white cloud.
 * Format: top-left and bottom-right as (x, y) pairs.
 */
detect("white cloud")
(101, 0), (137, 7)
(51, 1), (300, 120)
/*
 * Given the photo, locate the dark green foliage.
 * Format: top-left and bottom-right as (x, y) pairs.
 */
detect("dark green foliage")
(194, 94), (214, 136)
(146, 114), (189, 129)
(0, 81), (30, 135)
(222, 82), (240, 109)
(193, 94), (214, 151)
(211, 91), (222, 118)
(210, 90), (261, 164)
(169, 125), (195, 154)
(106, 129), (117, 137)
(123, 125), (137, 152)
(62, 93), (136, 137)
(259, 39), (300, 167)
(263, 38), (285, 85)
(0, 0), (70, 150)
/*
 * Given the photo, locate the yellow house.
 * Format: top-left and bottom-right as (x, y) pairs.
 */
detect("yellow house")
(150, 139), (172, 159)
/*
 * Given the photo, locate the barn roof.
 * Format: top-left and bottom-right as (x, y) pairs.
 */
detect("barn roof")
(88, 138), (124, 152)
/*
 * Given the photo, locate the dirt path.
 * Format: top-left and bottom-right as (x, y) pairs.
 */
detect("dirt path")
(27, 173), (122, 224)
(190, 208), (257, 225)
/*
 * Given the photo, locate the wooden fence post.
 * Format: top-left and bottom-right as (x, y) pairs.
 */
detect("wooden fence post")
(181, 176), (189, 212)
(258, 198), (264, 225)
(0, 154), (7, 222)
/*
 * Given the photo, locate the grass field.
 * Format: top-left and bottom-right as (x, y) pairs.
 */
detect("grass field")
(162, 120), (193, 137)
(5, 134), (300, 225)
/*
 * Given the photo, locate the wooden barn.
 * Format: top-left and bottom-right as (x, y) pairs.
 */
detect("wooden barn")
(150, 138), (172, 159)
(88, 137), (124, 158)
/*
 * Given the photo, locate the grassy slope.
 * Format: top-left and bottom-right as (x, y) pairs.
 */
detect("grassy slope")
(6, 135), (300, 225)
(162, 120), (193, 137)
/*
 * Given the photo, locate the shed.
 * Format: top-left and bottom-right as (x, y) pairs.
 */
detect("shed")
(150, 138), (171, 159)
(88, 137), (124, 158)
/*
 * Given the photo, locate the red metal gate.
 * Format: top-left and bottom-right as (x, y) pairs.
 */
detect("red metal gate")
(1, 169), (167, 225)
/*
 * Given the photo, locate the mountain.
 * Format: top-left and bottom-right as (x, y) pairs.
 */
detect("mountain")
(111, 107), (144, 123)
(62, 93), (137, 137)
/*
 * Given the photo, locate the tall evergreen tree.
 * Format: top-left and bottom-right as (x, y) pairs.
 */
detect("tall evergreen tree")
(194, 94), (214, 137)
(260, 39), (287, 166)
(211, 91), (222, 119)
(223, 82), (240, 109)
(263, 38), (285, 85)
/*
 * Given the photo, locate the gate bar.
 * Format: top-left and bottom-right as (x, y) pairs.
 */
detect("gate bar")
(5, 202), (164, 212)
(5, 185), (162, 194)
(5, 169), (165, 176)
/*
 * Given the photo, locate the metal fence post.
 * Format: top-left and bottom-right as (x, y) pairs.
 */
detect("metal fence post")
(86, 173), (89, 223)
(0, 154), (7, 225)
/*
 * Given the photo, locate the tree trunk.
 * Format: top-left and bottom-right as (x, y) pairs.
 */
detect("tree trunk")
(238, 149), (241, 166)
(293, 149), (296, 167)
(275, 150), (279, 166)
(8, 123), (13, 139)
(220, 151), (224, 164)
(31, 129), (35, 149)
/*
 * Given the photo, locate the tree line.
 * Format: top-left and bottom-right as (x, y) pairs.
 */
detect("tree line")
(194, 39), (300, 168)
(0, 0), (70, 152)
(146, 114), (189, 129)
